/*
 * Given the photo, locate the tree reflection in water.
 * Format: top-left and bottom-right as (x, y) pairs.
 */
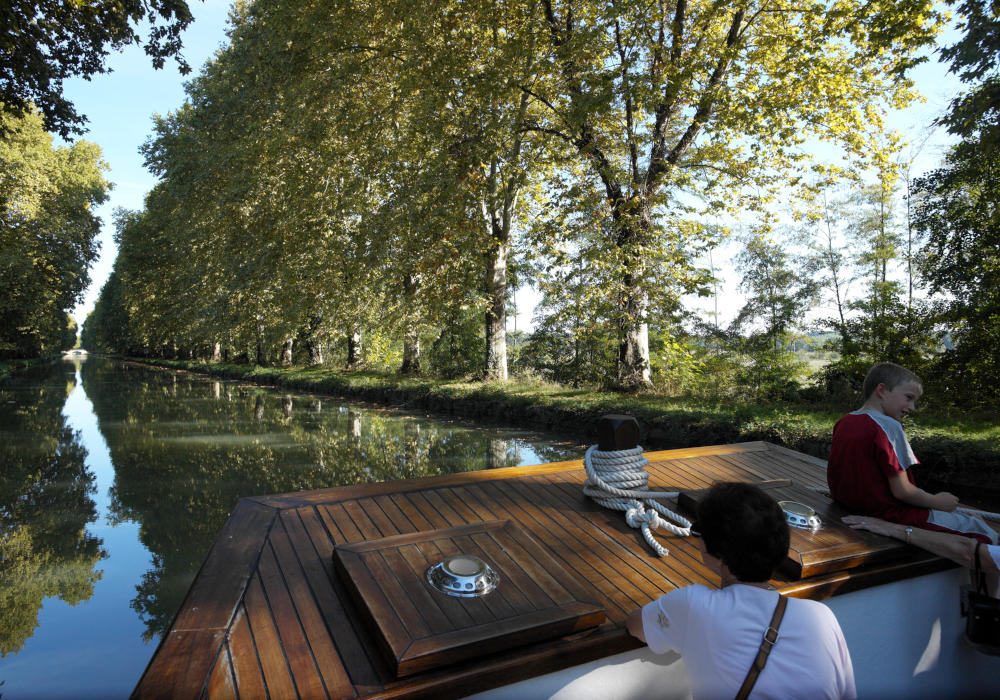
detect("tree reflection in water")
(78, 360), (577, 641)
(0, 364), (105, 656)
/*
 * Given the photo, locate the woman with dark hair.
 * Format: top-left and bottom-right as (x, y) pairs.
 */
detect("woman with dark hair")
(627, 482), (856, 699)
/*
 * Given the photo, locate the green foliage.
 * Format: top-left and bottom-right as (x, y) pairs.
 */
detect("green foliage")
(648, 330), (712, 397)
(938, 0), (1000, 150)
(1, 0), (194, 138)
(90, 0), (944, 393)
(0, 109), (108, 359)
(723, 229), (819, 399)
(428, 305), (484, 379)
(914, 137), (1000, 408)
(813, 162), (941, 388)
(523, 0), (941, 387)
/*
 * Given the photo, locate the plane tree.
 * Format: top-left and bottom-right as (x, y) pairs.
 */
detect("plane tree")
(0, 109), (109, 357)
(1, 0), (195, 137)
(523, 0), (942, 388)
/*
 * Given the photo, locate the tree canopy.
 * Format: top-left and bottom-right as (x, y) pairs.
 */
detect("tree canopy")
(0, 109), (109, 358)
(86, 0), (980, 399)
(1, 0), (195, 137)
(938, 0), (1000, 150)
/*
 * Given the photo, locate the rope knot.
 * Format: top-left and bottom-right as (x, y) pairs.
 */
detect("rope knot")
(584, 444), (691, 557)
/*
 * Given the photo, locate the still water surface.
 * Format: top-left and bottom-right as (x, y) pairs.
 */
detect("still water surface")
(0, 359), (581, 699)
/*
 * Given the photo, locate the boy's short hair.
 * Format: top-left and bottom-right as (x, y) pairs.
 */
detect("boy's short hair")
(696, 481), (790, 582)
(862, 362), (921, 399)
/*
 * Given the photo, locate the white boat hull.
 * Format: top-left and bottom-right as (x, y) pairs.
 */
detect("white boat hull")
(469, 568), (1000, 699)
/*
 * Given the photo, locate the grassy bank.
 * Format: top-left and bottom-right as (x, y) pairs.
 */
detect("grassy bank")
(124, 357), (1000, 510)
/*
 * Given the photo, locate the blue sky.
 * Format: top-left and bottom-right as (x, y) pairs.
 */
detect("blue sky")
(62, 2), (963, 331)
(64, 1), (234, 328)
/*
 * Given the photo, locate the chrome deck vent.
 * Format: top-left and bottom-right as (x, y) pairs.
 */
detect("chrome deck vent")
(426, 555), (498, 598)
(778, 500), (822, 531)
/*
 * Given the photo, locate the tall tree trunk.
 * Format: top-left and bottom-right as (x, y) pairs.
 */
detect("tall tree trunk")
(256, 325), (266, 366)
(614, 211), (652, 389)
(616, 289), (651, 388)
(536, 4), (745, 391)
(308, 342), (323, 365)
(401, 331), (420, 374)
(482, 154), (519, 382)
(302, 313), (324, 365)
(400, 274), (421, 374)
(346, 326), (362, 369)
(483, 236), (508, 381)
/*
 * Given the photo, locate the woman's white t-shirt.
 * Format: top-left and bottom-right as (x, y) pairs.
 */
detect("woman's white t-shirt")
(641, 584), (856, 700)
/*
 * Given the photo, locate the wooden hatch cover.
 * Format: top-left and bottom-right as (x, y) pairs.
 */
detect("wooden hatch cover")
(333, 519), (606, 678)
(678, 479), (906, 579)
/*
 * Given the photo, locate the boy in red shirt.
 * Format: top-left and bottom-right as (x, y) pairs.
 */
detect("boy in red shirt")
(827, 362), (996, 544)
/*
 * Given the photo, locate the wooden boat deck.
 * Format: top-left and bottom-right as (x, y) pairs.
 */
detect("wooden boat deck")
(132, 441), (959, 699)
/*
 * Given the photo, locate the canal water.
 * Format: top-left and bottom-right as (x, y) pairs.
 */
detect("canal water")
(0, 359), (582, 699)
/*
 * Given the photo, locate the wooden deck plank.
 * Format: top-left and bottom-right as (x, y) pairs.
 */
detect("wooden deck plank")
(131, 630), (225, 700)
(288, 507), (384, 691)
(132, 500), (276, 700)
(437, 535), (516, 620)
(343, 500), (384, 540)
(526, 470), (703, 591)
(243, 572), (300, 699)
(258, 540), (329, 700)
(204, 644), (237, 700)
(273, 512), (357, 699)
(226, 608), (267, 700)
(395, 544), (477, 629)
(372, 494), (418, 535)
(364, 549), (437, 637)
(545, 471), (716, 587)
(420, 489), (467, 528)
(402, 491), (452, 531)
(418, 539), (496, 626)
(357, 497), (402, 538)
(323, 502), (364, 543)
(386, 491), (434, 532)
(469, 530), (550, 612)
(468, 480), (650, 616)
(728, 449), (825, 487)
(466, 478), (651, 617)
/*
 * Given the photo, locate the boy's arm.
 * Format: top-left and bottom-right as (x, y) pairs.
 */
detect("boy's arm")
(626, 607), (646, 643)
(887, 471), (959, 511)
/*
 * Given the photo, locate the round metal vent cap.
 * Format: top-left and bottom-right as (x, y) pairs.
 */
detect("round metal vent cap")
(426, 555), (498, 598)
(778, 500), (822, 530)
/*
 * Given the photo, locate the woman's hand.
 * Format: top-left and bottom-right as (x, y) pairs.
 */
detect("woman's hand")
(842, 515), (898, 539)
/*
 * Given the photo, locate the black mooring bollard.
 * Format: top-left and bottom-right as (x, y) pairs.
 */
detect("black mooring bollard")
(596, 414), (640, 452)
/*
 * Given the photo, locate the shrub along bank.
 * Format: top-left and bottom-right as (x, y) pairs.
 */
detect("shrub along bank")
(132, 359), (1000, 511)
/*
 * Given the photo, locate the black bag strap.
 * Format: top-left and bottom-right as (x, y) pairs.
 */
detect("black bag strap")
(975, 541), (986, 595)
(735, 593), (788, 700)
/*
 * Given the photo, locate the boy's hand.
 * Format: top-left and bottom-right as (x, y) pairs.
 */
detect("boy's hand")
(931, 492), (959, 512)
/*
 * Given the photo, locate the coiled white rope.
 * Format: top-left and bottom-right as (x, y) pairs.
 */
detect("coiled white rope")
(583, 445), (692, 557)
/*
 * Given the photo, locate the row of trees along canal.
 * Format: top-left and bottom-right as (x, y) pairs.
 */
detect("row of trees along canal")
(66, 1), (996, 404)
(2, 0), (194, 360)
